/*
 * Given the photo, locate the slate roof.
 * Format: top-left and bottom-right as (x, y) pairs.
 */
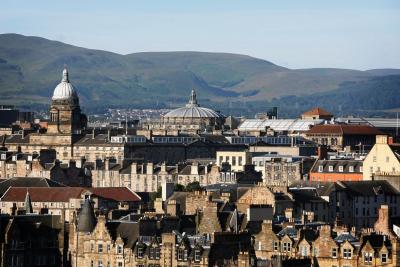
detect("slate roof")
(107, 221), (140, 248)
(77, 198), (96, 233)
(311, 159), (363, 173)
(339, 181), (400, 196)
(334, 232), (358, 243)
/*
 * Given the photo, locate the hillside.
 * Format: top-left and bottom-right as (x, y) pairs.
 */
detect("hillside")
(0, 33), (399, 116)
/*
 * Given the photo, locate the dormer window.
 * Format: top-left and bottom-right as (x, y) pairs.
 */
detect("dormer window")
(1, 154), (6, 160)
(177, 249), (187, 261)
(338, 166), (343, 172)
(343, 248), (352, 259)
(364, 252), (373, 263)
(194, 250), (201, 262)
(117, 245), (123, 254)
(349, 166), (354, 172)
(331, 248), (337, 258)
(328, 166), (333, 172)
(137, 247), (143, 258)
(318, 166), (323, 172)
(381, 253), (387, 263)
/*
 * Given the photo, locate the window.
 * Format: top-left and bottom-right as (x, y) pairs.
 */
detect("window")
(364, 252), (373, 263)
(318, 166), (323, 172)
(107, 244), (110, 252)
(339, 166), (343, 172)
(232, 157), (236, 166)
(332, 248), (337, 258)
(194, 250), (201, 262)
(300, 246), (308, 256)
(349, 166), (354, 173)
(98, 260), (103, 267)
(343, 248), (352, 259)
(137, 247), (143, 258)
(273, 241), (279, 251)
(373, 156), (377, 162)
(177, 249), (184, 260)
(238, 156), (243, 166)
(381, 253), (387, 263)
(386, 156), (390, 163)
(282, 242), (291, 252)
(328, 166), (333, 172)
(98, 244), (103, 253)
(117, 262), (123, 267)
(117, 245), (123, 254)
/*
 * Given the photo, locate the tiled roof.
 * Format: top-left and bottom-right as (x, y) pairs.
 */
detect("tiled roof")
(1, 187), (84, 202)
(0, 177), (65, 197)
(306, 124), (383, 135)
(89, 187), (141, 202)
(302, 107), (332, 116)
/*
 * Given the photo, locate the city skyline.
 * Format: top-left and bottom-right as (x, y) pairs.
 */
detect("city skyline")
(1, 0), (400, 70)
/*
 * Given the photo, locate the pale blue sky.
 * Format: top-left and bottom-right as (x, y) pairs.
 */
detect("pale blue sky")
(1, 0), (399, 69)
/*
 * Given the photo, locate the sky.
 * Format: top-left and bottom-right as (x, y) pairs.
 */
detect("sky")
(1, 0), (399, 70)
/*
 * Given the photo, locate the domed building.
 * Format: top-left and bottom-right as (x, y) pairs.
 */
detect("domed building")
(160, 90), (225, 131)
(47, 68), (87, 134)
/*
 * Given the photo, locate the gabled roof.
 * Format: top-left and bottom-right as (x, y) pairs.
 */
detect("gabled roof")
(302, 107), (332, 117)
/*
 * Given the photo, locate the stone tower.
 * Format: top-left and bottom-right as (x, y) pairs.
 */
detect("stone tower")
(47, 68), (87, 134)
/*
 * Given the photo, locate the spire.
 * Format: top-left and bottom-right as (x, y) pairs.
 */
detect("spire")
(77, 198), (96, 233)
(24, 190), (33, 214)
(62, 66), (69, 83)
(188, 89), (198, 106)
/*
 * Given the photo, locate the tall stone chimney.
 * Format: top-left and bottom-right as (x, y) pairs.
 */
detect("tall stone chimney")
(191, 161), (199, 175)
(374, 205), (393, 237)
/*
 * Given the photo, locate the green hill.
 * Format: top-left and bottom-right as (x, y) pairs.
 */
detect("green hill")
(0, 33), (399, 116)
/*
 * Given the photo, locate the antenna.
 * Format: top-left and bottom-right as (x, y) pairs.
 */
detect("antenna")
(396, 112), (399, 140)
(125, 113), (128, 136)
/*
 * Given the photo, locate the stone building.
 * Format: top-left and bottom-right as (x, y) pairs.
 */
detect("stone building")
(0, 187), (141, 222)
(252, 155), (315, 185)
(236, 185), (293, 216)
(363, 135), (400, 183)
(309, 159), (363, 182)
(254, 205), (400, 267)
(158, 89), (225, 132)
(69, 199), (255, 267)
(301, 107), (333, 120)
(305, 124), (383, 150)
(0, 214), (66, 267)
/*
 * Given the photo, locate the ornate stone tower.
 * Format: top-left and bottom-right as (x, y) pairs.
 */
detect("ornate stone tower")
(47, 68), (87, 134)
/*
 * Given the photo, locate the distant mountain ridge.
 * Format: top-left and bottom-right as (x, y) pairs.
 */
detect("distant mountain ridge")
(0, 33), (399, 116)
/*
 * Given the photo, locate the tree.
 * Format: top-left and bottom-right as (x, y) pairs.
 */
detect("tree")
(174, 184), (185, 192)
(185, 181), (202, 192)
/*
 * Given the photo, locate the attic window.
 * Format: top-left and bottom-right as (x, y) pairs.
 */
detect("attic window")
(364, 252), (373, 263)
(339, 166), (343, 172)
(194, 250), (201, 262)
(318, 166), (323, 172)
(381, 253), (387, 263)
(328, 166), (333, 172)
(349, 166), (354, 173)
